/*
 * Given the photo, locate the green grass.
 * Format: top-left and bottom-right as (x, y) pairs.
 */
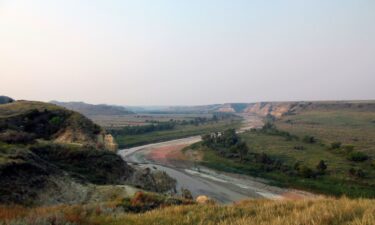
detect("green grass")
(276, 110), (375, 157)
(114, 120), (242, 148)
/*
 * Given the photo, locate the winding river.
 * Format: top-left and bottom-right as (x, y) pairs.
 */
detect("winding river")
(118, 115), (313, 203)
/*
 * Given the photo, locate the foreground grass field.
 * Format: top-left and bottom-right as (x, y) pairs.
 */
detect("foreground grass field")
(1, 197), (374, 225)
(114, 120), (242, 148)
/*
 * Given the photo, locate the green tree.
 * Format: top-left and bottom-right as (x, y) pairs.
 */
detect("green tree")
(236, 141), (249, 161)
(222, 129), (239, 147)
(316, 160), (327, 174)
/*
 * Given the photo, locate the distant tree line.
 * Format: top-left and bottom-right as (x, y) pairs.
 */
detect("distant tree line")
(109, 112), (237, 136)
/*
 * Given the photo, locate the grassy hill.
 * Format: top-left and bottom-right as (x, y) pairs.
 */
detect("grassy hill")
(0, 100), (133, 205)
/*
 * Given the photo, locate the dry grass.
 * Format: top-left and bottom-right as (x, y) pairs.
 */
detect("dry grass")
(1, 197), (375, 225)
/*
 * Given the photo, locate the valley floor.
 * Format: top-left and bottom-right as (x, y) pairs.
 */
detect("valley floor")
(118, 115), (314, 203)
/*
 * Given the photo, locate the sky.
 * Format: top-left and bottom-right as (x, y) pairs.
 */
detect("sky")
(1, 0), (374, 106)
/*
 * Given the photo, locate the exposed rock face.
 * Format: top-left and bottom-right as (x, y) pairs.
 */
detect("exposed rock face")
(103, 134), (118, 152)
(244, 102), (293, 118)
(196, 195), (215, 204)
(243, 101), (375, 119)
(217, 104), (236, 113)
(127, 168), (177, 194)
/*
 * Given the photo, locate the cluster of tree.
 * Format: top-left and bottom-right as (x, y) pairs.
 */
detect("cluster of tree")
(202, 129), (248, 161)
(260, 122), (298, 141)
(179, 112), (238, 126)
(110, 121), (176, 136)
(111, 113), (237, 136)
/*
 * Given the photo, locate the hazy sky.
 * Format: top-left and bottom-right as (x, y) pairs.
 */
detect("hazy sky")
(1, 0), (374, 105)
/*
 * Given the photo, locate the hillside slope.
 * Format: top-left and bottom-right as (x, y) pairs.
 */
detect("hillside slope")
(0, 100), (118, 150)
(0, 100), (131, 205)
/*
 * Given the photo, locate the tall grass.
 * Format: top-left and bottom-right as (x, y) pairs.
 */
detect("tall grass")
(1, 197), (375, 225)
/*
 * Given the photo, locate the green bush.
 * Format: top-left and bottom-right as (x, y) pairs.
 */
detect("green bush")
(330, 142), (342, 149)
(347, 151), (368, 162)
(299, 165), (315, 178)
(316, 160), (327, 174)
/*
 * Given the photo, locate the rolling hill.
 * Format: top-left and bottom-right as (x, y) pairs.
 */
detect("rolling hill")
(51, 101), (134, 117)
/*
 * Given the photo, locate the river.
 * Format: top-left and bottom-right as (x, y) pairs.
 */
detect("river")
(118, 115), (313, 203)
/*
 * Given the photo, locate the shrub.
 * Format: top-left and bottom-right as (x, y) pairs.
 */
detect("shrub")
(118, 192), (193, 213)
(294, 146), (305, 150)
(330, 142), (342, 149)
(348, 168), (366, 178)
(0, 130), (35, 144)
(181, 188), (193, 200)
(255, 152), (273, 165)
(299, 166), (315, 178)
(302, 135), (316, 144)
(347, 151), (368, 162)
(356, 169), (365, 178)
(316, 160), (327, 174)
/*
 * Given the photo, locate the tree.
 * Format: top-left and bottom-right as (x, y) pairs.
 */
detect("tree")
(181, 188), (193, 200)
(222, 129), (239, 147)
(236, 142), (249, 161)
(201, 134), (212, 146)
(316, 160), (327, 174)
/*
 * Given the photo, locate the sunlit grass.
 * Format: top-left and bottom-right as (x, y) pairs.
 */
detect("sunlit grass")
(1, 197), (374, 225)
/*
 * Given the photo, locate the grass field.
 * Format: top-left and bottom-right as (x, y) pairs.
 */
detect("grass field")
(114, 119), (242, 148)
(276, 109), (375, 157)
(1, 197), (375, 225)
